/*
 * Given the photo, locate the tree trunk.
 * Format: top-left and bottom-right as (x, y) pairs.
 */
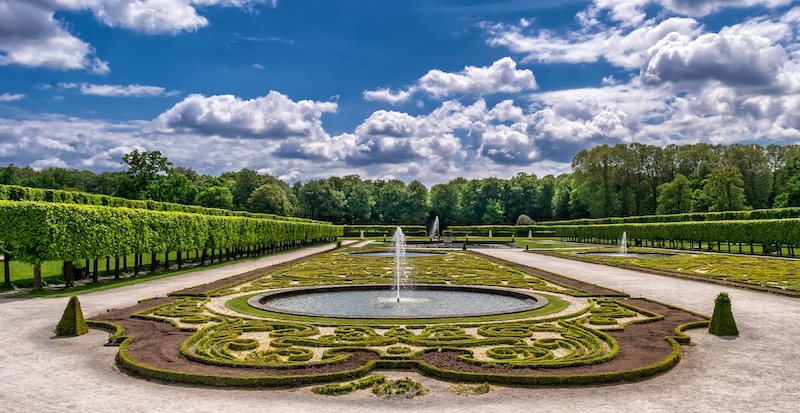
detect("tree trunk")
(3, 253), (10, 288)
(134, 253), (139, 276)
(164, 251), (169, 271)
(92, 259), (98, 283)
(114, 257), (120, 279)
(63, 261), (74, 287)
(33, 263), (42, 291)
(201, 249), (206, 266)
(177, 250), (182, 270)
(151, 252), (157, 273)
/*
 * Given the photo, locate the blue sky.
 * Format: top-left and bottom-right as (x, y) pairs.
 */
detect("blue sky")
(1, 0), (799, 185)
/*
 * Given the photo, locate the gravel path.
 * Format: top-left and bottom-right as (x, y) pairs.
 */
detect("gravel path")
(0, 246), (797, 412)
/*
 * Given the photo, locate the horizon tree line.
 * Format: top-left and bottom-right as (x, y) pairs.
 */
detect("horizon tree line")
(2, 143), (800, 227)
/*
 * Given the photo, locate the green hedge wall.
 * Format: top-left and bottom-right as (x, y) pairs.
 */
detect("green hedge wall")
(551, 219), (800, 246)
(0, 184), (322, 224)
(0, 201), (342, 265)
(443, 225), (552, 237)
(342, 225), (428, 237)
(540, 208), (800, 226)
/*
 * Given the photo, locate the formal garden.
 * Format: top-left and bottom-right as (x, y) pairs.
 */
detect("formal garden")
(1, 179), (797, 398)
(86, 246), (707, 392)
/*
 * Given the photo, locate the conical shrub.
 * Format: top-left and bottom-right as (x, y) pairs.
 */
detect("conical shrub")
(55, 296), (89, 337)
(708, 292), (739, 336)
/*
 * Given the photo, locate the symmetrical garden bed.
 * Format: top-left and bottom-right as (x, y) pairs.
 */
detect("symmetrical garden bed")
(538, 247), (800, 296)
(90, 249), (707, 387)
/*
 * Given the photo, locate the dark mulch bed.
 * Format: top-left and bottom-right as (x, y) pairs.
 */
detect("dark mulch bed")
(89, 251), (707, 383)
(419, 298), (705, 376)
(93, 301), (380, 378)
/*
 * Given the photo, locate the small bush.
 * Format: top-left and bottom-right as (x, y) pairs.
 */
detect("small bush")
(516, 214), (535, 226)
(708, 292), (739, 336)
(372, 377), (427, 399)
(312, 375), (385, 395)
(55, 296), (89, 337)
(451, 382), (491, 396)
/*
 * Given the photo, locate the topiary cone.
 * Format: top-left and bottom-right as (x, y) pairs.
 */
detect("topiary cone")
(55, 296), (89, 337)
(708, 292), (739, 336)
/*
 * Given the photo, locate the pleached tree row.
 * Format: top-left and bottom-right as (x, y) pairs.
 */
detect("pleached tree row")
(0, 201), (342, 289)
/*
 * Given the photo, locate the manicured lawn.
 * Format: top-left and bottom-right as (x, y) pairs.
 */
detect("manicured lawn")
(549, 248), (800, 292)
(3, 250), (203, 289)
(3, 248), (298, 298)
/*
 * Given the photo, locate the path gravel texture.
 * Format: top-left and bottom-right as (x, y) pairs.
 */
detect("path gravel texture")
(0, 246), (797, 413)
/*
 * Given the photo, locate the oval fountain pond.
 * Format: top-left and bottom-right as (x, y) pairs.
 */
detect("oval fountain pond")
(248, 285), (548, 319)
(350, 251), (445, 258)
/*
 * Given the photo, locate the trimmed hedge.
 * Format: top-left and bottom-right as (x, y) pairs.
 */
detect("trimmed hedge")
(540, 207), (800, 226)
(113, 333), (693, 387)
(551, 219), (800, 247)
(85, 320), (127, 345)
(0, 184), (322, 224)
(444, 225), (551, 237)
(0, 201), (342, 266)
(117, 335), (379, 387)
(342, 225), (428, 237)
(708, 292), (739, 336)
(54, 296), (89, 337)
(311, 374), (386, 395)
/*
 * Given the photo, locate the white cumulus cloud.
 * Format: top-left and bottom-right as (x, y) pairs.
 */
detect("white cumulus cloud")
(483, 17), (701, 69)
(0, 0), (274, 73)
(155, 91), (337, 139)
(641, 30), (789, 89)
(0, 1), (109, 73)
(363, 57), (536, 104)
(362, 88), (412, 105)
(416, 57), (537, 98)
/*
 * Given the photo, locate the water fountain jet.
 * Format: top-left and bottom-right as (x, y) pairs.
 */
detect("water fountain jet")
(429, 217), (440, 241)
(620, 231), (628, 256)
(392, 227), (406, 302)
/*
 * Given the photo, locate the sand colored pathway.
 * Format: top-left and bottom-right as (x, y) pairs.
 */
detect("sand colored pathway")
(0, 246), (797, 412)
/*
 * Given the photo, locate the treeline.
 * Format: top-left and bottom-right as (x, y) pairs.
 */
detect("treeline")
(0, 150), (299, 215)
(568, 143), (800, 218)
(3, 143), (800, 227)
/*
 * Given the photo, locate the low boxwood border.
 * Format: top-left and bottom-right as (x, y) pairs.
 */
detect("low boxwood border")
(106, 320), (708, 388)
(86, 319), (127, 345)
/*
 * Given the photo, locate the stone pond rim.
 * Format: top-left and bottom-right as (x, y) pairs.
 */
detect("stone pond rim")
(348, 251), (446, 257)
(247, 284), (549, 319)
